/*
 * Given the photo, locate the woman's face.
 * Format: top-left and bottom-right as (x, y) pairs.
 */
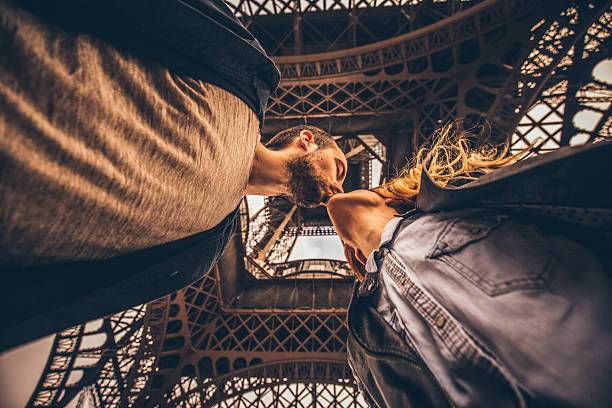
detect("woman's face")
(326, 190), (400, 266)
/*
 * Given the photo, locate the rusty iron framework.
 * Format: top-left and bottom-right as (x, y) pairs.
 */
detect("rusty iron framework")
(24, 1), (612, 407)
(226, 0), (486, 56)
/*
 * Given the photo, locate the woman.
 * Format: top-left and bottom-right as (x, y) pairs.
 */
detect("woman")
(327, 123), (612, 407)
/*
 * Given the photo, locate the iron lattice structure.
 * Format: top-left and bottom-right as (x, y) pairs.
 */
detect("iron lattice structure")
(25, 1), (612, 407)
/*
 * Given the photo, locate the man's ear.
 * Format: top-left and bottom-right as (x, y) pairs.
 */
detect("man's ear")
(298, 130), (317, 151)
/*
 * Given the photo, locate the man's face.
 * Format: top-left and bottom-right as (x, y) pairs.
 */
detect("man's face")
(285, 145), (347, 207)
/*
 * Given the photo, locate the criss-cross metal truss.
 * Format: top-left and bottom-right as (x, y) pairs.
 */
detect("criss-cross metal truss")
(263, 0), (611, 153)
(28, 271), (357, 408)
(24, 1), (612, 407)
(226, 0), (485, 55)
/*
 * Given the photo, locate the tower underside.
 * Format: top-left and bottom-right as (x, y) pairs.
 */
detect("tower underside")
(22, 1), (612, 407)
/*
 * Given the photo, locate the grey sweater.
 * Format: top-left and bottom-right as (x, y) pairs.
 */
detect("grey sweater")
(0, 2), (260, 267)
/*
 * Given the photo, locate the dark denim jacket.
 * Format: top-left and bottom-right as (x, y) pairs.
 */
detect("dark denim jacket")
(348, 141), (612, 407)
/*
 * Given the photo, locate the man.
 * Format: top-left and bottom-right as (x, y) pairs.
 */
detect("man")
(0, 0), (347, 350)
(249, 125), (346, 207)
(0, 121), (346, 267)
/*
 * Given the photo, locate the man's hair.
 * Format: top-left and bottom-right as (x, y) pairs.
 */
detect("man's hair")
(266, 125), (336, 151)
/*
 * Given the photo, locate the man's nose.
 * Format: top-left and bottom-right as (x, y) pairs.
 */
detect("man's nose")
(322, 183), (342, 205)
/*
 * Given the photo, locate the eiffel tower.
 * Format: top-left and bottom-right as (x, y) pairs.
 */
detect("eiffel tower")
(6, 0), (612, 407)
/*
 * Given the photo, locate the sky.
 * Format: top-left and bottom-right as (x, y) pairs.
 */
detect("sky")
(0, 335), (55, 408)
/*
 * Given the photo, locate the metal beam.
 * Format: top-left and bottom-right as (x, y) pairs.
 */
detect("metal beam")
(256, 205), (297, 261)
(354, 134), (386, 164)
(345, 145), (365, 158)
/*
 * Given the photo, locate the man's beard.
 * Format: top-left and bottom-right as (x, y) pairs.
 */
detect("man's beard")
(285, 152), (327, 208)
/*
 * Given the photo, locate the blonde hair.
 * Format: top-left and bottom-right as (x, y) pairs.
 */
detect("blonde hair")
(373, 121), (524, 207)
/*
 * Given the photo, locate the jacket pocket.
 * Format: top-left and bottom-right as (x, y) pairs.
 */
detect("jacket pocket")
(427, 212), (557, 296)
